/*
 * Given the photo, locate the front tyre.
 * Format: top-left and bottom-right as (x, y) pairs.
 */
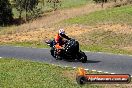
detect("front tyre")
(50, 47), (55, 58)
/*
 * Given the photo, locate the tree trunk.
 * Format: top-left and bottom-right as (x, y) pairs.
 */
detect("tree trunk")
(42, 0), (45, 6)
(19, 10), (22, 19)
(101, 0), (104, 8)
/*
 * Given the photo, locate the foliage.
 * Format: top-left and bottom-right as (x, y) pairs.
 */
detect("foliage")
(93, 0), (108, 3)
(47, 0), (62, 10)
(13, 0), (40, 21)
(0, 0), (13, 26)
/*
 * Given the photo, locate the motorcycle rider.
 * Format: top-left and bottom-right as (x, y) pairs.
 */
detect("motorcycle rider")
(54, 28), (71, 59)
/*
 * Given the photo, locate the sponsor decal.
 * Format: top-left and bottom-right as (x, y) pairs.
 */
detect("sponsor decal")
(76, 68), (131, 85)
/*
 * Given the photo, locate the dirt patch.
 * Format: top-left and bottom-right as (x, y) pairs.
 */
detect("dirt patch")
(64, 25), (91, 36)
(0, 28), (54, 43)
(122, 46), (132, 51)
(0, 24), (132, 43)
(94, 24), (132, 34)
(0, 25), (91, 43)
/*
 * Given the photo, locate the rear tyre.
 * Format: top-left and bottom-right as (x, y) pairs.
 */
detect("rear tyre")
(79, 51), (87, 63)
(55, 55), (62, 60)
(55, 49), (63, 60)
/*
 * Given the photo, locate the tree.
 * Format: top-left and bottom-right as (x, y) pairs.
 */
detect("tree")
(14, 0), (23, 19)
(47, 0), (61, 11)
(93, 0), (108, 3)
(42, 0), (45, 6)
(93, 0), (108, 8)
(14, 0), (39, 21)
(0, 0), (13, 26)
(127, 0), (132, 4)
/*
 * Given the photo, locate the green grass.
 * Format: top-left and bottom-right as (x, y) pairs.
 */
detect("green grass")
(79, 29), (132, 55)
(0, 58), (102, 88)
(0, 41), (49, 48)
(63, 5), (132, 25)
(81, 44), (132, 55)
(38, 0), (92, 10)
(60, 0), (92, 9)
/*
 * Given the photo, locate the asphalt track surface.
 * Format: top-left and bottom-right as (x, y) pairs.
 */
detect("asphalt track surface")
(0, 46), (132, 75)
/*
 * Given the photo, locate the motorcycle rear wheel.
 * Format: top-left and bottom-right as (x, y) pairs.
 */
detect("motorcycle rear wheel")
(79, 51), (87, 63)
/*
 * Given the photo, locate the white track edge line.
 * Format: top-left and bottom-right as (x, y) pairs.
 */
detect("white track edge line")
(104, 72), (109, 73)
(73, 67), (76, 68)
(84, 69), (89, 71)
(97, 71), (102, 73)
(64, 66), (69, 68)
(84, 50), (132, 57)
(53, 64), (131, 76)
(92, 70), (96, 72)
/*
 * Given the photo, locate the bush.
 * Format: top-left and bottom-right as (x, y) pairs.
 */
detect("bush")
(93, 0), (108, 3)
(0, 0), (13, 26)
